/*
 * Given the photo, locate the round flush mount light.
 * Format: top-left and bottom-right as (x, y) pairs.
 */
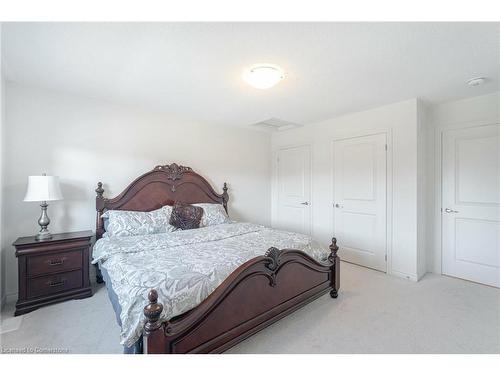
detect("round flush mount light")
(467, 77), (487, 87)
(243, 64), (285, 89)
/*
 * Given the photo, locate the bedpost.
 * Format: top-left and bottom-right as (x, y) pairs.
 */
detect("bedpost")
(222, 182), (229, 212)
(95, 182), (105, 239)
(143, 289), (166, 354)
(329, 237), (340, 298)
(94, 182), (105, 284)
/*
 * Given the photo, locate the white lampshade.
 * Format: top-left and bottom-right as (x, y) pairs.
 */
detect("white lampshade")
(24, 175), (64, 202)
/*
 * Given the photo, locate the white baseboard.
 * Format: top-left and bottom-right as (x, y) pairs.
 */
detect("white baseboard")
(2, 292), (17, 308)
(390, 270), (418, 282)
(417, 270), (428, 281)
(1, 293), (16, 311)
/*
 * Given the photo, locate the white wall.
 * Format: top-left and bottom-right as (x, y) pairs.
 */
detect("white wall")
(426, 91), (500, 274)
(417, 100), (430, 279)
(272, 99), (421, 280)
(0, 23), (5, 307)
(2, 82), (272, 300)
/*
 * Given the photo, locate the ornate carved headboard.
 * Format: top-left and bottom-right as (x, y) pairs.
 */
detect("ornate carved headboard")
(95, 163), (229, 239)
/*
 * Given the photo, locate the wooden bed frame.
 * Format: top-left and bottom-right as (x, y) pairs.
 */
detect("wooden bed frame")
(95, 163), (340, 354)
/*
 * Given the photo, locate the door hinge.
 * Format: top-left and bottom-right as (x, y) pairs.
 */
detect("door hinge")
(385, 254), (387, 261)
(384, 144), (388, 151)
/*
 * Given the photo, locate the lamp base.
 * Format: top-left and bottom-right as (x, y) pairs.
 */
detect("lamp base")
(36, 229), (52, 241)
(36, 201), (52, 241)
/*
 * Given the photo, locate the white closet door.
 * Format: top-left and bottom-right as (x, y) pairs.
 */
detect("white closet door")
(276, 145), (311, 235)
(333, 133), (387, 272)
(442, 124), (500, 287)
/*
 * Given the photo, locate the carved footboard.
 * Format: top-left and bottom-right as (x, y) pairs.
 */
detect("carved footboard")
(142, 238), (340, 354)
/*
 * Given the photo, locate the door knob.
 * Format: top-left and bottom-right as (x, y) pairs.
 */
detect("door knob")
(444, 208), (459, 213)
(300, 201), (309, 205)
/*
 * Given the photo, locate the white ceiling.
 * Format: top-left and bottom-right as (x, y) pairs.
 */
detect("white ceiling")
(2, 22), (499, 127)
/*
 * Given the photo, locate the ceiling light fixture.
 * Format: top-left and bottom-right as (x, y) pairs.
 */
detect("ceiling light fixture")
(243, 64), (285, 89)
(467, 77), (487, 86)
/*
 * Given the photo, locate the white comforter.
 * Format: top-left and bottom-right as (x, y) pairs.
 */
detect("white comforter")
(92, 222), (330, 347)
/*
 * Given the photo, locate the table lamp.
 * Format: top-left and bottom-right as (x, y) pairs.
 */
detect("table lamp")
(23, 174), (64, 240)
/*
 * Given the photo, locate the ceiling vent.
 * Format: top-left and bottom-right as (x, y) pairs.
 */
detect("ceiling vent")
(250, 118), (303, 132)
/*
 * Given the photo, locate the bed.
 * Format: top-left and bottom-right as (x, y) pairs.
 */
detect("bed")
(93, 163), (340, 354)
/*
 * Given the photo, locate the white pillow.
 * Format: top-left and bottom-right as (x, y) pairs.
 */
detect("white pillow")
(194, 203), (230, 227)
(102, 206), (175, 237)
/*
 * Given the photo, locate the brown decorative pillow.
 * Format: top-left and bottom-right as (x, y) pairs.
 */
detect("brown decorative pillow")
(169, 202), (204, 230)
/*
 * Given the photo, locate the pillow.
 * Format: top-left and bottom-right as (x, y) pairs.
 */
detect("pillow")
(102, 206), (175, 237)
(194, 203), (230, 227)
(169, 202), (204, 230)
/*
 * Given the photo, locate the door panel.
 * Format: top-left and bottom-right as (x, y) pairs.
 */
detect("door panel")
(276, 146), (311, 235)
(442, 124), (500, 287)
(341, 212), (376, 253)
(333, 133), (387, 272)
(341, 142), (376, 200)
(455, 219), (500, 268)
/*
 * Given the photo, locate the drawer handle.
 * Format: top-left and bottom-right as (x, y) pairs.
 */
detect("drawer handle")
(47, 258), (65, 266)
(47, 279), (66, 288)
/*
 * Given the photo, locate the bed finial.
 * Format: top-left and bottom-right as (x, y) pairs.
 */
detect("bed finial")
(329, 237), (338, 255)
(144, 289), (163, 334)
(328, 237), (339, 263)
(95, 182), (104, 198)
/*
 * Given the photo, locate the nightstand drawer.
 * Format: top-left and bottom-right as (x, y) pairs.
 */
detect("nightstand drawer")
(27, 270), (83, 299)
(27, 250), (83, 277)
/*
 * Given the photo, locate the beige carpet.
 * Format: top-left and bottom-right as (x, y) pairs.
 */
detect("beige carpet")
(1, 262), (499, 354)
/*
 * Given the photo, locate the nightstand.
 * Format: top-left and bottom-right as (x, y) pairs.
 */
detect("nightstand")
(13, 231), (93, 316)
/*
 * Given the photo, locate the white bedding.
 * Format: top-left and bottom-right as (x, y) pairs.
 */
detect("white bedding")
(92, 222), (330, 347)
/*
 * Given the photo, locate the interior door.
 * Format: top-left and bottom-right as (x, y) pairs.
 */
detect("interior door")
(276, 145), (311, 235)
(333, 133), (387, 272)
(442, 124), (500, 287)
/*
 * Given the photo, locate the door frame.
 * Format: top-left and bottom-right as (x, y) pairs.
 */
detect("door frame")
(331, 130), (393, 275)
(273, 143), (313, 236)
(434, 120), (500, 276)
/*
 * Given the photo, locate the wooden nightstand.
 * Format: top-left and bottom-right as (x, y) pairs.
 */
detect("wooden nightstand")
(13, 231), (93, 316)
